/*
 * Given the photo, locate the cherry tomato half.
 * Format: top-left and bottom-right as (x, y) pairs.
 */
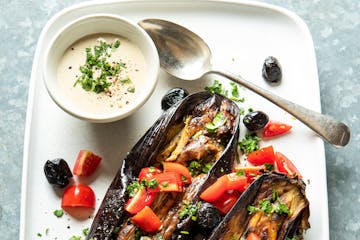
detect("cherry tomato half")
(211, 191), (240, 215)
(200, 173), (247, 202)
(73, 150), (102, 176)
(163, 162), (192, 184)
(154, 172), (183, 192)
(275, 152), (302, 178)
(125, 187), (156, 214)
(262, 121), (292, 138)
(247, 146), (275, 165)
(61, 184), (95, 209)
(131, 206), (162, 233)
(138, 167), (162, 181)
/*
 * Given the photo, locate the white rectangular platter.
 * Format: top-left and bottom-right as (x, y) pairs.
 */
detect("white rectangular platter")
(20, 0), (328, 239)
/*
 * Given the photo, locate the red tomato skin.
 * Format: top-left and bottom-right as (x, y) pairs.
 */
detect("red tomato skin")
(235, 166), (265, 183)
(163, 162), (192, 184)
(262, 121), (292, 138)
(200, 173), (248, 202)
(61, 184), (95, 209)
(225, 173), (248, 192)
(151, 172), (183, 192)
(211, 191), (240, 215)
(131, 206), (162, 233)
(138, 167), (162, 181)
(275, 152), (302, 178)
(247, 146), (275, 165)
(125, 188), (156, 214)
(246, 232), (261, 240)
(200, 176), (228, 202)
(73, 150), (102, 176)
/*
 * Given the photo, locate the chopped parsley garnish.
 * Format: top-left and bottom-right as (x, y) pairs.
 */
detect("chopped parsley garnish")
(82, 227), (89, 236)
(45, 228), (49, 235)
(37, 233), (42, 237)
(179, 201), (200, 220)
(126, 181), (142, 197)
(120, 77), (132, 84)
(53, 209), (64, 218)
(238, 133), (261, 154)
(264, 163), (275, 172)
(127, 86), (135, 93)
(205, 80), (227, 96)
(239, 107), (245, 115)
(188, 160), (212, 176)
(113, 226), (120, 234)
(143, 178), (159, 189)
(205, 112), (227, 133)
(205, 80), (244, 102)
(69, 236), (81, 240)
(247, 189), (290, 216)
(236, 170), (246, 176)
(74, 40), (127, 93)
(155, 234), (165, 240)
(229, 82), (245, 102)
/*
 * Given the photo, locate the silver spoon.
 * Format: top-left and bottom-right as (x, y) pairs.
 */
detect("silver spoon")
(139, 19), (350, 147)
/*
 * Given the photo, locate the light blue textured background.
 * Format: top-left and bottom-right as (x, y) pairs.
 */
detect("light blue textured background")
(0, 0), (359, 239)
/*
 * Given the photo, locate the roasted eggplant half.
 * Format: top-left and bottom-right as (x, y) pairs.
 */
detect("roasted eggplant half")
(208, 173), (310, 240)
(87, 92), (240, 240)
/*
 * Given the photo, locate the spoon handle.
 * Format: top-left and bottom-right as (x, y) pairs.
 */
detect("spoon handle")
(210, 68), (350, 147)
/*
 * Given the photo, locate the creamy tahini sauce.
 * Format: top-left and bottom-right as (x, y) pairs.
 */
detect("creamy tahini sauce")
(57, 33), (147, 115)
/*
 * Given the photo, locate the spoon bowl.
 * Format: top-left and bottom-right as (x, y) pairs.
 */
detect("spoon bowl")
(139, 19), (211, 80)
(139, 18), (350, 147)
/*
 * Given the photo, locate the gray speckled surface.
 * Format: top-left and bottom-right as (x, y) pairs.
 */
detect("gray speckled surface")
(0, 0), (358, 239)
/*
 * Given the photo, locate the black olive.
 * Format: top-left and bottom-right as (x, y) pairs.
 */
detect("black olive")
(196, 202), (222, 230)
(262, 56), (282, 83)
(44, 158), (73, 188)
(161, 87), (189, 111)
(243, 111), (269, 131)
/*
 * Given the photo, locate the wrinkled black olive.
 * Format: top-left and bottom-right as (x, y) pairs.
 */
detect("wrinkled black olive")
(161, 87), (189, 111)
(262, 56), (282, 83)
(197, 202), (222, 230)
(243, 111), (269, 131)
(44, 158), (73, 188)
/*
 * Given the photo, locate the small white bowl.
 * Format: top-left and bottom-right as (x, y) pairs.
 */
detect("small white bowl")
(43, 14), (159, 123)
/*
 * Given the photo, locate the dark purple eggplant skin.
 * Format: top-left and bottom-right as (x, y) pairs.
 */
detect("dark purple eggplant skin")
(208, 173), (310, 240)
(86, 92), (240, 240)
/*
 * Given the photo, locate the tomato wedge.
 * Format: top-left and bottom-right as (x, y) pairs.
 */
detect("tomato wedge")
(163, 162), (192, 184)
(247, 232), (261, 240)
(73, 150), (102, 176)
(138, 167), (162, 181)
(200, 173), (247, 202)
(211, 191), (240, 215)
(131, 206), (162, 233)
(153, 172), (183, 192)
(226, 173), (248, 192)
(275, 152), (302, 178)
(247, 145), (275, 165)
(61, 184), (95, 209)
(125, 187), (156, 214)
(262, 121), (292, 138)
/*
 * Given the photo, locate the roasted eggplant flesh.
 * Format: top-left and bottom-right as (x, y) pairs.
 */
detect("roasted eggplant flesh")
(87, 92), (240, 240)
(209, 173), (310, 240)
